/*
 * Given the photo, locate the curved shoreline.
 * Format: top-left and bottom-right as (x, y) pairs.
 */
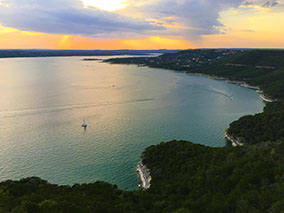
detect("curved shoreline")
(135, 67), (275, 104)
(187, 73), (276, 104)
(106, 60), (276, 104)
(260, 94), (274, 103)
(137, 160), (151, 189)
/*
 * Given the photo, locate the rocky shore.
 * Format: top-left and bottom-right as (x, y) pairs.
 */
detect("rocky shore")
(137, 160), (152, 190)
(260, 94), (274, 103)
(225, 133), (244, 147)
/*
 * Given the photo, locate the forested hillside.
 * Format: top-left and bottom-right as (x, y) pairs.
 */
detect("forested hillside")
(189, 51), (284, 100)
(2, 141), (284, 212)
(142, 140), (284, 212)
(227, 101), (284, 144)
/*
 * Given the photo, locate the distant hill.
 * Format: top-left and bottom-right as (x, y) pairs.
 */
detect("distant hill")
(0, 49), (182, 58)
(105, 49), (242, 70)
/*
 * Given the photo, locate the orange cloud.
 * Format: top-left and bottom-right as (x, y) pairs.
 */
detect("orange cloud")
(121, 36), (191, 49)
(55, 35), (191, 50)
(0, 26), (60, 49)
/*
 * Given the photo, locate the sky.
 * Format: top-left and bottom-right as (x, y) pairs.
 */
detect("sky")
(0, 0), (284, 49)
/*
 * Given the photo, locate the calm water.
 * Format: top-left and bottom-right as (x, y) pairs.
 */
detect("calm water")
(0, 56), (264, 190)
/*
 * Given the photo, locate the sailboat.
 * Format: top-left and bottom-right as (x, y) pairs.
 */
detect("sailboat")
(82, 120), (87, 128)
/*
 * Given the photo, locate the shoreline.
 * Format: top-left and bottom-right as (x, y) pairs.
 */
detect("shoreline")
(260, 94), (274, 103)
(105, 60), (274, 104)
(224, 80), (275, 103)
(187, 72), (276, 103)
(224, 133), (244, 147)
(137, 160), (151, 190)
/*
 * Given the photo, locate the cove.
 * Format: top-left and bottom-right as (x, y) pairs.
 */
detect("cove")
(0, 56), (264, 190)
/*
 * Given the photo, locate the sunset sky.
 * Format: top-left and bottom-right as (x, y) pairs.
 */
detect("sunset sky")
(0, 0), (284, 49)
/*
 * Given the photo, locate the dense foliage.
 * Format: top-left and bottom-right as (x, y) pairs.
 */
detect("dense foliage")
(0, 178), (125, 212)
(2, 141), (284, 212)
(189, 51), (284, 100)
(142, 140), (284, 212)
(227, 101), (284, 144)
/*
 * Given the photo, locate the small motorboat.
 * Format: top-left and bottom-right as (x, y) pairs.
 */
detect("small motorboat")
(82, 120), (87, 128)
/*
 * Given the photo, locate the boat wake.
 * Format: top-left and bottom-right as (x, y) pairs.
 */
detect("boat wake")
(186, 82), (233, 99)
(209, 86), (233, 99)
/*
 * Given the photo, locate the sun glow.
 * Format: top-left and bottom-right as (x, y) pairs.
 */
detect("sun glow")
(82, 0), (128, 11)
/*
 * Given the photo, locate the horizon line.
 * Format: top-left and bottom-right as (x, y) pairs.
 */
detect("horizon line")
(1, 48), (284, 51)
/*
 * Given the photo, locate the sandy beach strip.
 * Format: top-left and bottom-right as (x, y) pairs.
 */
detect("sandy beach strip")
(137, 160), (152, 189)
(225, 133), (244, 147)
(260, 94), (274, 103)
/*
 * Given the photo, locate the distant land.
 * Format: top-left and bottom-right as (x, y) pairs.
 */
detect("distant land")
(1, 48), (284, 59)
(0, 49), (181, 58)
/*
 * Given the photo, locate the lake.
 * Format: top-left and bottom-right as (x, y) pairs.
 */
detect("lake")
(0, 56), (265, 190)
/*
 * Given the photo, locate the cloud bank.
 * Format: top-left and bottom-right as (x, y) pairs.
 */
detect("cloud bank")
(0, 0), (283, 40)
(0, 0), (163, 38)
(125, 0), (244, 39)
